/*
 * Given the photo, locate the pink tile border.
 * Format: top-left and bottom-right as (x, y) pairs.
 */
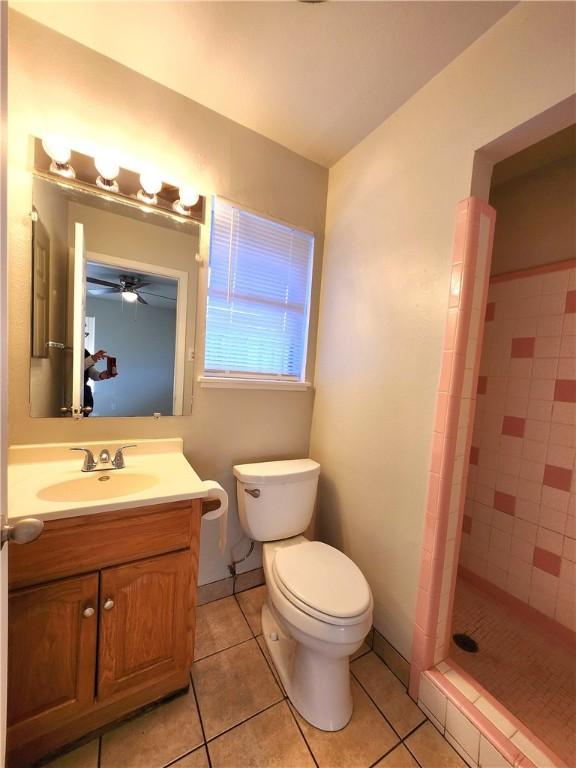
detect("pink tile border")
(425, 664), (571, 768)
(410, 197), (496, 697)
(490, 258), (576, 283)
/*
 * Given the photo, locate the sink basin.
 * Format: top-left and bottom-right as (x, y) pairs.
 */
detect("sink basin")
(37, 472), (159, 502)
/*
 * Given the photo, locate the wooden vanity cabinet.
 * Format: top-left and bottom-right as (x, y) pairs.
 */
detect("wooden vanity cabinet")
(6, 499), (202, 768)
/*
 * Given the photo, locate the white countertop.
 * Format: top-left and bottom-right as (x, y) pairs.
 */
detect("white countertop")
(8, 438), (228, 523)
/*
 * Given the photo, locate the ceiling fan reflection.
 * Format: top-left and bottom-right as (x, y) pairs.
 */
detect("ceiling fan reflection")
(86, 274), (176, 305)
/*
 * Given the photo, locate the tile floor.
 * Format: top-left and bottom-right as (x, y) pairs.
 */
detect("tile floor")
(451, 578), (576, 766)
(45, 586), (468, 768)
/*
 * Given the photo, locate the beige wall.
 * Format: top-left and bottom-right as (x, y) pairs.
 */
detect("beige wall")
(490, 154), (576, 275)
(7, 10), (328, 585)
(310, 3), (575, 658)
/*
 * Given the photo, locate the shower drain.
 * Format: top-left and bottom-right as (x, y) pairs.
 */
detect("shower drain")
(452, 633), (479, 653)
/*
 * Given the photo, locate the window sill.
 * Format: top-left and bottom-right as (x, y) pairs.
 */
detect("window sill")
(198, 376), (312, 391)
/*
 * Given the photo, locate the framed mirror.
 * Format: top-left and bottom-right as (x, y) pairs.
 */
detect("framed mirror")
(29, 175), (200, 418)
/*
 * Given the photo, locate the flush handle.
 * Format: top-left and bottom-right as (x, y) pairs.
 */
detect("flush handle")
(244, 488), (260, 498)
(103, 598), (114, 611)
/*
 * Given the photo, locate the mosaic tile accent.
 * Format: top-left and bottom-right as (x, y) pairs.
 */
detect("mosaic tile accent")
(450, 579), (575, 766)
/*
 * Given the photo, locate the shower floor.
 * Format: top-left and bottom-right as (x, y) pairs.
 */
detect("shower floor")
(450, 578), (576, 766)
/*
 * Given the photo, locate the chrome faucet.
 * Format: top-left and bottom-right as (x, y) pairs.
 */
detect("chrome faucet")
(70, 444), (137, 472)
(112, 444), (137, 469)
(69, 447), (97, 472)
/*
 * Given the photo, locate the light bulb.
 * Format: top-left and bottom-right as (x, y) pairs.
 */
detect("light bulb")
(95, 154), (119, 180)
(42, 135), (75, 178)
(42, 135), (71, 164)
(122, 290), (138, 303)
(95, 152), (120, 192)
(172, 185), (199, 215)
(140, 171), (162, 195)
(137, 171), (163, 205)
(179, 186), (199, 207)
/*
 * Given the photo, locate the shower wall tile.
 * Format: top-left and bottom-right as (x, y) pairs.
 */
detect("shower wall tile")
(460, 262), (576, 632)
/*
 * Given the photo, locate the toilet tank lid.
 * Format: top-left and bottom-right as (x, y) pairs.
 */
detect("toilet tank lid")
(233, 459), (320, 484)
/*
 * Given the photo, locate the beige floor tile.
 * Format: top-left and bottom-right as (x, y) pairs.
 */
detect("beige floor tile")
(374, 744), (419, 768)
(43, 740), (99, 768)
(351, 652), (425, 737)
(256, 634), (286, 695)
(100, 690), (204, 768)
(171, 746), (210, 767)
(405, 722), (467, 768)
(291, 679), (399, 768)
(236, 585), (268, 635)
(192, 638), (283, 739)
(194, 595), (252, 660)
(208, 701), (315, 768)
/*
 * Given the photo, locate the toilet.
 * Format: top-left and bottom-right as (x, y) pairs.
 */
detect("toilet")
(233, 458), (373, 731)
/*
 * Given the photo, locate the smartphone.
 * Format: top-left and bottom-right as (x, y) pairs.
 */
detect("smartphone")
(107, 356), (117, 377)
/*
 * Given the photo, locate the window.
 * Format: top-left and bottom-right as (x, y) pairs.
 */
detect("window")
(203, 198), (314, 385)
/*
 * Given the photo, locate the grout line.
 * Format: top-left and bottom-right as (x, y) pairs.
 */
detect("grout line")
(367, 742), (402, 768)
(349, 667), (405, 743)
(188, 671), (212, 768)
(204, 699), (285, 745)
(253, 632), (287, 698)
(402, 722), (429, 768)
(193, 633), (255, 664)
(233, 594), (258, 639)
(286, 703), (320, 768)
(162, 745), (208, 768)
(401, 719), (428, 743)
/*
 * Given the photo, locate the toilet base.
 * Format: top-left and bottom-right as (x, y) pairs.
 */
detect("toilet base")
(262, 602), (353, 731)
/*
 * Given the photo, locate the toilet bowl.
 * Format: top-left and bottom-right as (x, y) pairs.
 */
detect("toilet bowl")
(233, 459), (373, 731)
(262, 536), (373, 730)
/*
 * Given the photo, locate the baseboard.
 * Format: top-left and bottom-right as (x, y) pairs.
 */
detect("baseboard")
(197, 567), (265, 606)
(372, 628), (411, 688)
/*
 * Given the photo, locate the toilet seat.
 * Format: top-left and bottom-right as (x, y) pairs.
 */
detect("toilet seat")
(272, 541), (372, 626)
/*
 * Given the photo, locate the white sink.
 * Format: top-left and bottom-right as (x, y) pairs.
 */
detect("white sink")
(8, 438), (228, 523)
(37, 472), (159, 502)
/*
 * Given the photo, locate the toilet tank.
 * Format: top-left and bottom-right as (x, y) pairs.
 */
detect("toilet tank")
(233, 459), (320, 541)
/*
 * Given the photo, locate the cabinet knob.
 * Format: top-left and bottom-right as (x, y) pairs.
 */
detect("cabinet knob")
(103, 598), (114, 611)
(83, 606), (95, 618)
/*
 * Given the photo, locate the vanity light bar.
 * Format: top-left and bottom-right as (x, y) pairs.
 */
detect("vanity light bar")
(34, 137), (205, 225)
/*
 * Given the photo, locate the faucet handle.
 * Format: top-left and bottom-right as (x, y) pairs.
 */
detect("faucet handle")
(70, 447), (97, 472)
(112, 444), (137, 469)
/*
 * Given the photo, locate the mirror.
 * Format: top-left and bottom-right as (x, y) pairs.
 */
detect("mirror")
(29, 176), (200, 417)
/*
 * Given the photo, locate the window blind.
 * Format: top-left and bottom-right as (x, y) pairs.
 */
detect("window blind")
(205, 198), (314, 380)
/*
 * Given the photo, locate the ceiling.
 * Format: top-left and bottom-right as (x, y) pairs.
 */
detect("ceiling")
(86, 262), (178, 309)
(13, 1), (516, 167)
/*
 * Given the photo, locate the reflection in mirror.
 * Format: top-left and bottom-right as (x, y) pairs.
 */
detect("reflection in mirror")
(85, 262), (180, 416)
(29, 176), (199, 417)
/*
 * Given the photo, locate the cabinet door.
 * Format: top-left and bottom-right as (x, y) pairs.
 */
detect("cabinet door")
(7, 574), (98, 737)
(98, 550), (191, 700)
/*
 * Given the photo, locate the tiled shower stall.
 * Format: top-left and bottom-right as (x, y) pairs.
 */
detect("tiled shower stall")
(460, 262), (575, 633)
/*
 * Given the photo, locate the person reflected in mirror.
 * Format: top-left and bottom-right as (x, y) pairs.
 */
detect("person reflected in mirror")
(84, 348), (117, 416)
